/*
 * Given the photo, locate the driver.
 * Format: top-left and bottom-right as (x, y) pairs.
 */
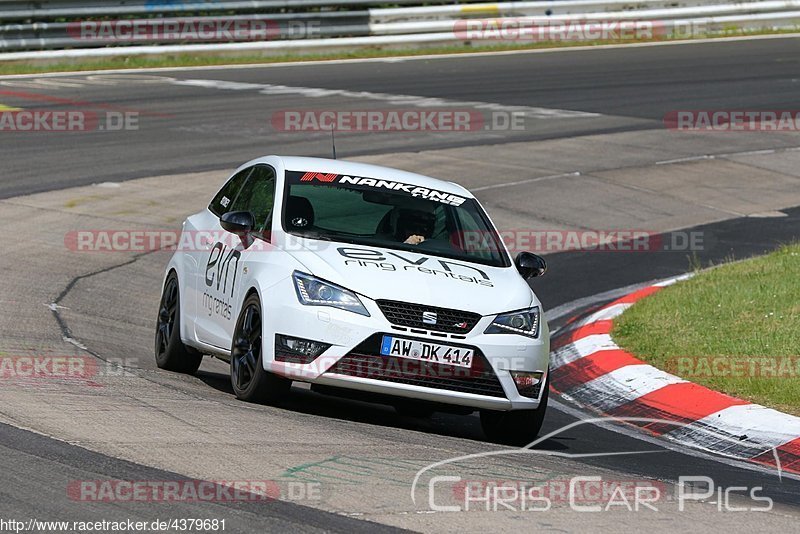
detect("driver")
(394, 205), (436, 245)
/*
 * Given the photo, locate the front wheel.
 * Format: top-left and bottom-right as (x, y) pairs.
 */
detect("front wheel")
(230, 294), (291, 404)
(155, 272), (203, 374)
(480, 384), (549, 446)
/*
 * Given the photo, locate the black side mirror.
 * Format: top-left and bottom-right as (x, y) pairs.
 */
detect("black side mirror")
(220, 211), (255, 236)
(515, 252), (547, 279)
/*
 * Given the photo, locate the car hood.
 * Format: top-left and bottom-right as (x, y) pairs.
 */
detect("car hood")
(283, 236), (536, 316)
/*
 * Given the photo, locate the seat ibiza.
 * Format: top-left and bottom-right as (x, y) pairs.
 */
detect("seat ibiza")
(155, 156), (550, 444)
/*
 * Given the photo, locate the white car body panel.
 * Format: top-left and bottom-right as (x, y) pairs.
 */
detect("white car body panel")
(163, 155), (550, 411)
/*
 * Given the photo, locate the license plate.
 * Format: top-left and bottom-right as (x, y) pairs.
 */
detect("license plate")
(380, 336), (473, 368)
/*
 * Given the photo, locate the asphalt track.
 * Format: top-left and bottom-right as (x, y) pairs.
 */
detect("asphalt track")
(1, 36), (800, 198)
(0, 423), (401, 534)
(2, 36), (800, 532)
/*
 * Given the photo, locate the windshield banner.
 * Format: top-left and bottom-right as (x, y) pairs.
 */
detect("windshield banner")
(285, 171), (468, 207)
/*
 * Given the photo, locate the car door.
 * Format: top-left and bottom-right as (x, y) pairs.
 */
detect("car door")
(197, 164), (277, 350)
(193, 166), (253, 348)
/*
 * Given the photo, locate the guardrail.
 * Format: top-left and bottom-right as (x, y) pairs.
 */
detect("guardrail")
(0, 0), (440, 20)
(1, 0), (799, 60)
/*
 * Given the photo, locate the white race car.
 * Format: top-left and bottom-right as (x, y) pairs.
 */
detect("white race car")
(155, 156), (550, 444)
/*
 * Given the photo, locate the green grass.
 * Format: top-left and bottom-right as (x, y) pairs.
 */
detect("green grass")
(0, 41), (645, 75)
(613, 244), (800, 415)
(1, 27), (799, 75)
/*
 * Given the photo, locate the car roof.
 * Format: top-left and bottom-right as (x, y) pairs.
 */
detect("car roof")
(258, 155), (474, 198)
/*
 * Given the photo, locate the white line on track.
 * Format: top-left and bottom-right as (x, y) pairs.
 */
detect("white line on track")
(655, 155), (712, 165)
(471, 171), (581, 192)
(169, 77), (600, 119)
(655, 146), (800, 165)
(476, 143), (800, 193)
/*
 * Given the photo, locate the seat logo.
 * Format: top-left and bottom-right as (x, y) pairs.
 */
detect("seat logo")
(422, 311), (437, 325)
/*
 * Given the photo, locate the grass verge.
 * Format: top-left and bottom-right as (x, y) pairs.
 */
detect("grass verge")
(613, 244), (800, 416)
(1, 28), (799, 76)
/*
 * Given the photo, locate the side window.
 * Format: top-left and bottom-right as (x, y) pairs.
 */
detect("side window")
(209, 167), (252, 217)
(228, 165), (276, 234)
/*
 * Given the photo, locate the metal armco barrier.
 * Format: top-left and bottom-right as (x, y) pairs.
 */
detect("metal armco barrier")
(0, 0), (799, 59)
(0, 1), (434, 20)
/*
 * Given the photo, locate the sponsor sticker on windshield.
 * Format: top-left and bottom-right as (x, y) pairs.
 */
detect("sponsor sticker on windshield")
(287, 171), (467, 206)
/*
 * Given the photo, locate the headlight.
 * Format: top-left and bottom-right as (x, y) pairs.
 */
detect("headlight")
(292, 271), (369, 316)
(484, 307), (540, 338)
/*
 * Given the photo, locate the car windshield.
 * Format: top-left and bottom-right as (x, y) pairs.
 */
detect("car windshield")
(282, 170), (510, 268)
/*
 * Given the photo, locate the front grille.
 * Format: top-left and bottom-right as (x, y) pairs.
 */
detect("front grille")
(326, 334), (506, 398)
(376, 300), (481, 334)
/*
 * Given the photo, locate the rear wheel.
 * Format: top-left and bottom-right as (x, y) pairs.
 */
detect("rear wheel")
(480, 384), (549, 446)
(230, 294), (291, 404)
(155, 272), (203, 374)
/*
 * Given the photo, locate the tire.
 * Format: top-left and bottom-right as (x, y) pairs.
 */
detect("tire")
(155, 272), (203, 375)
(230, 294), (291, 404)
(393, 402), (436, 419)
(480, 384), (549, 446)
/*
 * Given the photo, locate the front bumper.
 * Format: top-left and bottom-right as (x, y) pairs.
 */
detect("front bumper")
(262, 282), (549, 411)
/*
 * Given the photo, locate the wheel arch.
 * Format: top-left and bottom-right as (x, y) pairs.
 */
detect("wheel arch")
(244, 286), (260, 301)
(162, 251), (193, 347)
